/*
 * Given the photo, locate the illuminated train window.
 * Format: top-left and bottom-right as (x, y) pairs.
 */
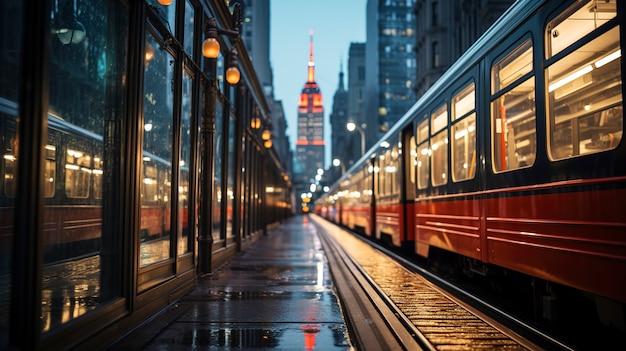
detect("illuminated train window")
(546, 0), (622, 160)
(451, 83), (476, 182)
(491, 38), (536, 172)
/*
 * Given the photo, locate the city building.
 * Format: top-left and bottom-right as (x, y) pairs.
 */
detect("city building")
(241, 0), (293, 177)
(346, 42), (367, 165)
(413, 0), (515, 96)
(295, 32), (325, 191)
(365, 0), (417, 144)
(329, 64), (349, 180)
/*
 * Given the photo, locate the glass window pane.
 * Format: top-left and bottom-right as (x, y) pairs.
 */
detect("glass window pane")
(492, 39), (533, 94)
(431, 104), (447, 134)
(213, 101), (223, 241)
(417, 117), (428, 144)
(452, 83), (475, 121)
(547, 0), (616, 59)
(226, 116), (235, 238)
(417, 140), (430, 190)
(183, 0), (195, 55)
(42, 0), (128, 332)
(178, 70), (193, 255)
(140, 29), (174, 266)
(452, 113), (476, 182)
(547, 27), (622, 160)
(431, 130), (448, 186)
(491, 78), (536, 172)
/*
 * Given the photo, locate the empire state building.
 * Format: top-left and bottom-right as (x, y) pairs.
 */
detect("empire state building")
(295, 31), (325, 183)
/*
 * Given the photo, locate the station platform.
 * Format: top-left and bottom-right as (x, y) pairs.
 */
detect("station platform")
(109, 215), (354, 350)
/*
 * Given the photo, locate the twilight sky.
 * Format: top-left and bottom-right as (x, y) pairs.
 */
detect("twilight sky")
(270, 0), (367, 167)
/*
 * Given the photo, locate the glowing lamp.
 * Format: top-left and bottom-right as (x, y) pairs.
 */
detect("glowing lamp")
(261, 129), (271, 141)
(264, 140), (273, 149)
(202, 37), (220, 59)
(157, 0), (173, 5)
(251, 117), (261, 129)
(226, 66), (241, 85)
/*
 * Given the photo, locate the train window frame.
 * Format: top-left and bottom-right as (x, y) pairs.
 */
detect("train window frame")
(545, 1), (622, 161)
(451, 82), (477, 182)
(490, 37), (537, 173)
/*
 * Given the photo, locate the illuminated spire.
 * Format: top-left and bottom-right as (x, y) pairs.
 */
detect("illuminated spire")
(307, 29), (315, 83)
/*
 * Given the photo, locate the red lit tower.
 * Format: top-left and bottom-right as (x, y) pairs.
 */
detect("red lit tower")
(296, 30), (325, 183)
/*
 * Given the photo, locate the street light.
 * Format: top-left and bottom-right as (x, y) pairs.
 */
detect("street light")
(332, 158), (345, 174)
(198, 2), (243, 274)
(346, 120), (366, 156)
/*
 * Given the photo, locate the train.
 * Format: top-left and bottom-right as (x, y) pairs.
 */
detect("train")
(316, 0), (625, 329)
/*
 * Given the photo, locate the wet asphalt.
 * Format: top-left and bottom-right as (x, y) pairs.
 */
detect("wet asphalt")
(111, 215), (353, 350)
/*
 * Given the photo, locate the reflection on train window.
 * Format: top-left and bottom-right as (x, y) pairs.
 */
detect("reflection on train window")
(44, 144), (56, 198)
(547, 0), (616, 59)
(3, 132), (16, 198)
(143, 163), (158, 202)
(491, 39), (536, 172)
(65, 148), (91, 198)
(547, 25), (622, 159)
(93, 154), (103, 199)
(416, 119), (430, 190)
(452, 83), (476, 182)
(431, 104), (448, 186)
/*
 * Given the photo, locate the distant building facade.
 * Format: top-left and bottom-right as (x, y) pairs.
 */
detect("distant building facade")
(413, 0), (515, 96)
(241, 0), (292, 176)
(329, 65), (349, 180)
(295, 33), (325, 187)
(345, 43), (367, 166)
(365, 0), (417, 144)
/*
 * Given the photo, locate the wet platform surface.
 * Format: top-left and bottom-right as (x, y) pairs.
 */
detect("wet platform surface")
(111, 215), (353, 350)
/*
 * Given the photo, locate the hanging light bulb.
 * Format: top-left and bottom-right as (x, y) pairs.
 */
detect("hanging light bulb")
(261, 129), (271, 141)
(225, 48), (240, 85)
(202, 37), (220, 58)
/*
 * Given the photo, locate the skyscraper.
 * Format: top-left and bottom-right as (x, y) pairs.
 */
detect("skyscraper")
(365, 0), (417, 144)
(295, 32), (325, 186)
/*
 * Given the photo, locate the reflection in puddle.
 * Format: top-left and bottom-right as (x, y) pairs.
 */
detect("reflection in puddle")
(157, 324), (352, 350)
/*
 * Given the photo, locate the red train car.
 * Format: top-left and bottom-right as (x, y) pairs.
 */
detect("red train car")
(317, 0), (625, 328)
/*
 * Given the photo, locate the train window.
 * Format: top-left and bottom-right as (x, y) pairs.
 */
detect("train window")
(452, 83), (475, 121)
(452, 83), (476, 182)
(547, 0), (616, 59)
(547, 22), (622, 159)
(3, 131), (16, 198)
(93, 154), (103, 199)
(416, 119), (430, 189)
(491, 39), (533, 94)
(431, 130), (448, 186)
(452, 114), (476, 182)
(44, 144), (56, 198)
(431, 104), (448, 186)
(65, 147), (91, 198)
(491, 39), (536, 172)
(431, 104), (448, 133)
(143, 163), (158, 203)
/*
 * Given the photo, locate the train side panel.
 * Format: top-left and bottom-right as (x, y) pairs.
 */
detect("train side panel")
(484, 180), (626, 304)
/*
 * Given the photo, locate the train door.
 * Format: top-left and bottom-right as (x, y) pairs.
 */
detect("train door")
(401, 124), (415, 251)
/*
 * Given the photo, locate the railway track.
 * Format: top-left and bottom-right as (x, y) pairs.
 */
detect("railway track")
(312, 215), (576, 351)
